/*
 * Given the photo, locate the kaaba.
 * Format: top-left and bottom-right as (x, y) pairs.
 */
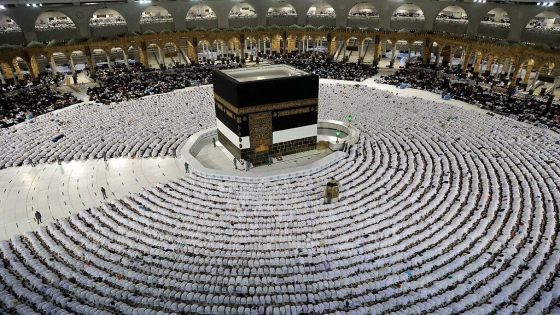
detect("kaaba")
(213, 65), (319, 165)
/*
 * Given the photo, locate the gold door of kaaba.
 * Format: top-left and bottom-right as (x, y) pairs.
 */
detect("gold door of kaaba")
(249, 111), (272, 153)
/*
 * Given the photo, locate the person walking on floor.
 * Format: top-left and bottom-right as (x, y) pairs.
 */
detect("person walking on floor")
(34, 211), (42, 224)
(101, 187), (107, 199)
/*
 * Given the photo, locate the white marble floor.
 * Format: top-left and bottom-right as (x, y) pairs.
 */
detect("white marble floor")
(0, 157), (185, 240)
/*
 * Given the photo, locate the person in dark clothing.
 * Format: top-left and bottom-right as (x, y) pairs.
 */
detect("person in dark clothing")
(101, 187), (107, 199)
(34, 211), (42, 224)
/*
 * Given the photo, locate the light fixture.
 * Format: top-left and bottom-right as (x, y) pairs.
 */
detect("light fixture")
(26, 3), (31, 6)
(0, 5), (5, 9)
(32, 3), (37, 7)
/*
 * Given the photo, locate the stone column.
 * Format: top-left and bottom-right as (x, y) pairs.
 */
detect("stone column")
(373, 36), (381, 62)
(473, 52), (482, 74)
(441, 46), (452, 68)
(509, 61), (521, 87)
(461, 49), (471, 74)
(485, 55), (494, 76)
(138, 42), (149, 67)
(50, 55), (58, 78)
(529, 71), (540, 90)
(106, 54), (112, 70)
(11, 60), (23, 81)
(123, 51), (129, 68)
(422, 41), (432, 65)
(389, 43), (396, 68)
(240, 35), (246, 61)
(434, 47), (443, 68)
(27, 59), (39, 78)
(522, 63), (534, 85)
(69, 56), (76, 74)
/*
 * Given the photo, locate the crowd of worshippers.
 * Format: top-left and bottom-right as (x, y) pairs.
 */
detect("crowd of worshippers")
(86, 62), (242, 104)
(380, 64), (560, 130)
(0, 73), (78, 129)
(266, 52), (378, 82)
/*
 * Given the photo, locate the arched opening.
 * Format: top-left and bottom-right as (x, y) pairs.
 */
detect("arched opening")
(197, 40), (215, 64)
(186, 4), (216, 20)
(35, 11), (76, 30)
(90, 8), (126, 27)
(434, 5), (468, 34)
(91, 49), (109, 68)
(348, 3), (379, 29)
(68, 50), (95, 84)
(267, 3), (297, 26)
(307, 3), (335, 17)
(47, 52), (72, 80)
(211, 39), (230, 63)
(140, 6), (174, 33)
(408, 40), (424, 64)
(307, 2), (336, 27)
(0, 14), (21, 33)
(436, 6), (467, 23)
(31, 55), (49, 75)
(90, 9), (127, 38)
(0, 14), (24, 44)
(525, 11), (560, 32)
(523, 11), (560, 45)
(161, 43), (181, 67)
(297, 35), (316, 54)
(531, 62), (557, 96)
(348, 3), (378, 18)
(482, 8), (510, 26)
(478, 8), (510, 39)
(227, 38), (242, 58)
(229, 3), (257, 27)
(315, 36), (328, 53)
(186, 4), (217, 29)
(337, 36), (359, 62)
(451, 46), (465, 68)
(70, 51), (88, 72)
(146, 43), (163, 68)
(127, 46), (141, 65)
(109, 47), (127, 65)
(229, 3), (257, 18)
(244, 37), (258, 61)
(391, 4), (425, 31)
(267, 3), (296, 16)
(261, 36), (273, 55)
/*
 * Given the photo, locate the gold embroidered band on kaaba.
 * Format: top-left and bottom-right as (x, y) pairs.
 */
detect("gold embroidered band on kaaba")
(215, 93), (318, 115)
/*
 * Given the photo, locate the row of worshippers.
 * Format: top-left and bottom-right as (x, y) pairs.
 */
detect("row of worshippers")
(267, 52), (378, 82)
(0, 73), (78, 129)
(380, 64), (560, 130)
(86, 62), (242, 104)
